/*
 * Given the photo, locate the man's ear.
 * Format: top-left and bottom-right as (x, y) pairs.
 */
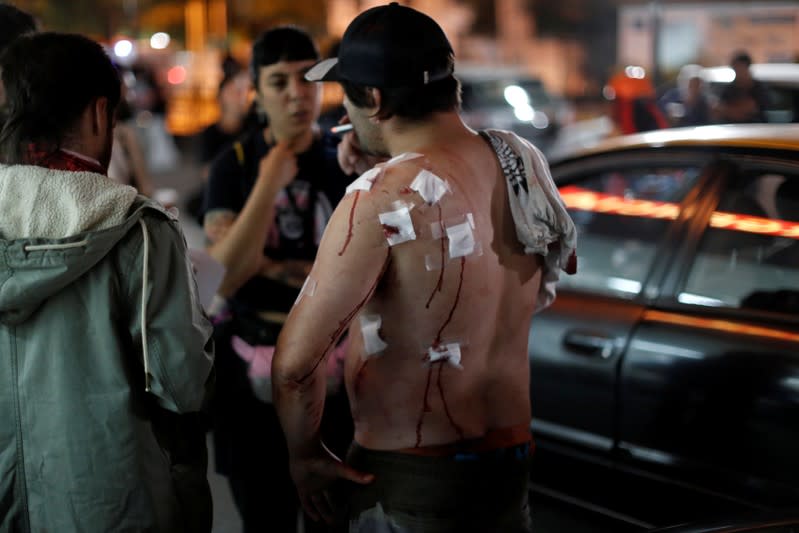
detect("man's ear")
(91, 96), (110, 134)
(368, 88), (382, 121)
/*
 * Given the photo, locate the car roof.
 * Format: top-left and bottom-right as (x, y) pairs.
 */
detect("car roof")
(454, 63), (541, 82)
(701, 63), (799, 85)
(551, 123), (799, 165)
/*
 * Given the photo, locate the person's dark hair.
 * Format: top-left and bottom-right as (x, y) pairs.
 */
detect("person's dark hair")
(731, 50), (753, 67)
(250, 26), (319, 87)
(341, 55), (460, 121)
(0, 32), (121, 163)
(219, 54), (243, 93)
(0, 3), (36, 54)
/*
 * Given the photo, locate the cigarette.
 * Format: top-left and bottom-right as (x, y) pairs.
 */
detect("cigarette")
(330, 123), (354, 134)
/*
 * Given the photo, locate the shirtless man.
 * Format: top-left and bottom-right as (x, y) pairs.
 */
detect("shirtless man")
(272, 4), (577, 532)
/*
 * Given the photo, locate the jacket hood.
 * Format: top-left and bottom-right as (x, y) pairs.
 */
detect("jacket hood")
(0, 163), (167, 324)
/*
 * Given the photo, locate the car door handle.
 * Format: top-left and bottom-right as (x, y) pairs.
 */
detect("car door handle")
(563, 330), (616, 359)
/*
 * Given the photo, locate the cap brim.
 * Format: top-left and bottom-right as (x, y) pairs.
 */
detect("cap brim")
(305, 57), (340, 82)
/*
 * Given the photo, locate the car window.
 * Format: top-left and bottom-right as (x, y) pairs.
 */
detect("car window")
(559, 166), (701, 298)
(765, 86), (799, 123)
(680, 173), (799, 313)
(461, 78), (551, 110)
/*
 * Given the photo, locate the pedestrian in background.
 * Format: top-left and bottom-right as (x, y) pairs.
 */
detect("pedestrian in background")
(0, 32), (214, 532)
(185, 56), (257, 223)
(659, 64), (712, 127)
(199, 55), (257, 172)
(715, 50), (770, 123)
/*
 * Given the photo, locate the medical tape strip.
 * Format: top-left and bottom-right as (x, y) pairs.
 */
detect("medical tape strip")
(447, 221), (477, 259)
(430, 213), (475, 240)
(427, 342), (464, 370)
(425, 213), (481, 269)
(410, 169), (450, 205)
(386, 152), (424, 166)
(294, 276), (317, 305)
(359, 314), (388, 357)
(378, 205), (416, 246)
(344, 153), (424, 196)
(346, 166), (383, 194)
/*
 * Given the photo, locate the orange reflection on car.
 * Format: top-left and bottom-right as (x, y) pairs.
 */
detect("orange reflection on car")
(559, 185), (799, 240)
(645, 310), (799, 343)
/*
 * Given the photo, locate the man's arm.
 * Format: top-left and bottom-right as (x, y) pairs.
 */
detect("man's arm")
(272, 186), (392, 520)
(204, 140), (298, 297)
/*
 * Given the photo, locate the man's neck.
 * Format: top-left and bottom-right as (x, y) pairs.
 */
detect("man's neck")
(28, 145), (106, 175)
(60, 147), (102, 167)
(383, 112), (470, 156)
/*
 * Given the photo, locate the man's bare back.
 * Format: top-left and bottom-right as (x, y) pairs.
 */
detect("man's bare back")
(273, 7), (576, 529)
(339, 132), (543, 451)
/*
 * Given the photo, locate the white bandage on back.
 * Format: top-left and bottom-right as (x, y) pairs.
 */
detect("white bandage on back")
(378, 206), (416, 246)
(346, 166), (383, 194)
(410, 169), (450, 205)
(427, 342), (463, 370)
(446, 220), (476, 258)
(345, 153), (425, 195)
(360, 314), (388, 357)
(425, 213), (481, 269)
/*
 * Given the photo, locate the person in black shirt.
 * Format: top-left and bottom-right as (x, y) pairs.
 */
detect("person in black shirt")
(202, 26), (353, 533)
(199, 56), (256, 170)
(185, 58), (256, 223)
(716, 51), (770, 123)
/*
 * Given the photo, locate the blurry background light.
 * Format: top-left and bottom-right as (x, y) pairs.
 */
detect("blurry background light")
(624, 65), (647, 79)
(167, 65), (187, 85)
(150, 32), (171, 50)
(532, 111), (550, 129)
(504, 85), (530, 108)
(513, 103), (535, 122)
(113, 39), (133, 58)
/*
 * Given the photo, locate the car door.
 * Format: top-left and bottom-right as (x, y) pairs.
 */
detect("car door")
(617, 155), (799, 526)
(529, 151), (707, 462)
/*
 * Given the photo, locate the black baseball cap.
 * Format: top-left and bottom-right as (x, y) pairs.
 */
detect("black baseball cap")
(305, 2), (454, 88)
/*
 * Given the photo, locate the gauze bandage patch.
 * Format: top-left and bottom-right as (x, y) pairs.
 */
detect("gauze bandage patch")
(430, 213), (475, 240)
(410, 169), (450, 205)
(294, 276), (317, 305)
(427, 342), (464, 370)
(447, 221), (476, 258)
(346, 166), (383, 194)
(359, 314), (388, 357)
(378, 206), (416, 246)
(345, 153), (424, 195)
(425, 213), (481, 270)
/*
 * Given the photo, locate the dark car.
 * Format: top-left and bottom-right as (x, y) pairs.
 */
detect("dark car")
(650, 512), (799, 533)
(455, 65), (574, 149)
(528, 124), (799, 530)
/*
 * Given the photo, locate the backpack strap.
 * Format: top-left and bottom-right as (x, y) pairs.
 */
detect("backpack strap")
(233, 140), (245, 167)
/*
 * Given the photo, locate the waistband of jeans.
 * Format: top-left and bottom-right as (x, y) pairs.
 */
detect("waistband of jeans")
(379, 423), (534, 460)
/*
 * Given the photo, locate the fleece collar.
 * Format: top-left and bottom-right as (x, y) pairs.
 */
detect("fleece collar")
(0, 163), (138, 240)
